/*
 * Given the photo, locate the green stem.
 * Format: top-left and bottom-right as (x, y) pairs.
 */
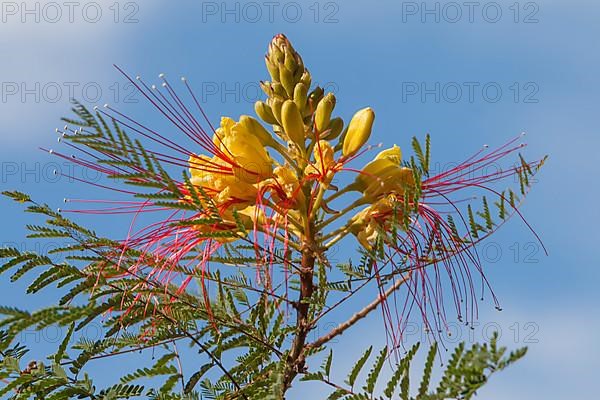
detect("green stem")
(323, 229), (351, 249)
(309, 183), (327, 221)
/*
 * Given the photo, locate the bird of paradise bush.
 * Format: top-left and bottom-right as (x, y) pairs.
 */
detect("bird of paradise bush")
(0, 34), (545, 399)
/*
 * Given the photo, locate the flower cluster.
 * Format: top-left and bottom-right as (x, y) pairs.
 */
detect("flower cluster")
(52, 34), (544, 340)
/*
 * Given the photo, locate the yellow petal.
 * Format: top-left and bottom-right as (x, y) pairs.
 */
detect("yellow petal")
(374, 144), (402, 164)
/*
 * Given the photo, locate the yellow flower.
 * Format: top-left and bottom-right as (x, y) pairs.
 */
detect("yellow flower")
(261, 165), (305, 209)
(212, 117), (236, 151)
(344, 145), (415, 200)
(374, 144), (401, 163)
(189, 153), (258, 209)
(349, 195), (401, 250)
(342, 107), (375, 157)
(363, 167), (415, 200)
(213, 117), (274, 184)
(305, 140), (336, 179)
(350, 145), (402, 191)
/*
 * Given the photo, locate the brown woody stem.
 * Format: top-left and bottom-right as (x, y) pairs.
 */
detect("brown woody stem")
(283, 220), (316, 391)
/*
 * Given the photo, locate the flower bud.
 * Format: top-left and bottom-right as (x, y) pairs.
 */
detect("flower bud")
(293, 83), (308, 114)
(343, 107), (375, 157)
(270, 82), (287, 98)
(279, 63), (295, 97)
(269, 98), (284, 124)
(237, 115), (275, 148)
(268, 39), (284, 63)
(322, 117), (344, 140)
(284, 45), (297, 73)
(265, 34), (305, 98)
(265, 57), (279, 83)
(315, 93), (336, 132)
(255, 101), (278, 125)
(281, 100), (306, 147)
(307, 86), (324, 115)
(300, 71), (312, 89)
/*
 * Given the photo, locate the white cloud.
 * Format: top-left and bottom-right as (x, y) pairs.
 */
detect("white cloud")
(0, 1), (159, 147)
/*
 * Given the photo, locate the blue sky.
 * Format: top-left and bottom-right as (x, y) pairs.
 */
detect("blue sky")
(0, 0), (598, 398)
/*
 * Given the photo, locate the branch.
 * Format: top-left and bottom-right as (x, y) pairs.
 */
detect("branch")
(308, 275), (408, 349)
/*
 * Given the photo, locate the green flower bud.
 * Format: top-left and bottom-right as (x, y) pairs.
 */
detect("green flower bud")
(322, 117), (344, 140)
(269, 98), (284, 124)
(268, 40), (284, 63)
(315, 93), (336, 132)
(265, 34), (306, 98)
(238, 115), (275, 147)
(255, 101), (278, 125)
(260, 81), (274, 97)
(307, 86), (324, 114)
(281, 100), (305, 147)
(300, 71), (312, 89)
(342, 107), (375, 157)
(271, 82), (287, 98)
(293, 83), (308, 114)
(265, 57), (279, 83)
(279, 64), (295, 98)
(284, 45), (297, 74)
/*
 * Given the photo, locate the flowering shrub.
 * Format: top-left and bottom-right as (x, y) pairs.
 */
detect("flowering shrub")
(0, 34), (544, 399)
